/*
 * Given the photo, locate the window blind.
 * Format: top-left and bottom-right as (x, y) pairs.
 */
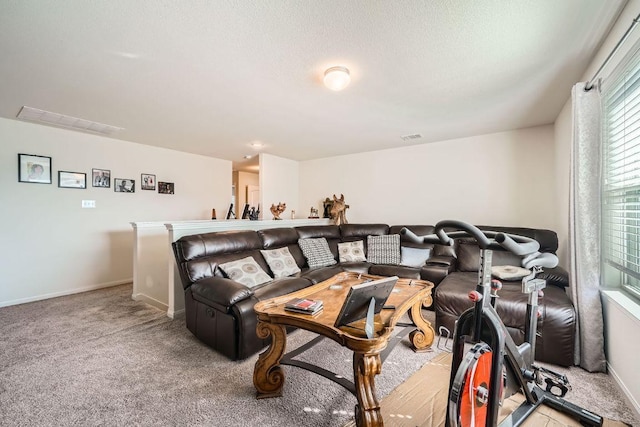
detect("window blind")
(602, 39), (640, 296)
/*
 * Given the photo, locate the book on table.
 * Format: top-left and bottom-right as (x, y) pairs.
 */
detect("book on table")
(284, 298), (324, 315)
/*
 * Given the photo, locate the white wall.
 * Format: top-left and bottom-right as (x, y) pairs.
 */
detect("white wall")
(553, 101), (572, 267)
(0, 118), (231, 307)
(299, 125), (557, 230)
(260, 153), (299, 219)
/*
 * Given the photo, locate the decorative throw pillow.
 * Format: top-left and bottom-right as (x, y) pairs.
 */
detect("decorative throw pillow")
(260, 247), (301, 279)
(400, 247), (432, 268)
(492, 265), (531, 281)
(298, 237), (337, 269)
(367, 234), (401, 265)
(218, 256), (272, 288)
(338, 241), (366, 262)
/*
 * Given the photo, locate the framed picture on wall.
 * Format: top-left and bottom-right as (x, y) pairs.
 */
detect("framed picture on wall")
(141, 173), (156, 190)
(158, 181), (174, 194)
(92, 168), (111, 188)
(58, 171), (87, 189)
(18, 153), (52, 184)
(114, 178), (135, 193)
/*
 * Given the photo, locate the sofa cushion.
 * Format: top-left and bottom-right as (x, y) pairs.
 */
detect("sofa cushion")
(260, 247), (301, 278)
(367, 234), (401, 264)
(252, 277), (313, 301)
(338, 241), (366, 262)
(340, 224), (389, 253)
(175, 230), (262, 261)
(457, 240), (523, 272)
(219, 256), (272, 288)
(369, 264), (420, 279)
(400, 246), (432, 268)
(339, 261), (371, 274)
(298, 237), (338, 268)
(300, 265), (344, 284)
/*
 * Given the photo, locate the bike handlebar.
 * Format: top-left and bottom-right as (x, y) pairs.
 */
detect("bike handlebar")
(400, 220), (558, 269)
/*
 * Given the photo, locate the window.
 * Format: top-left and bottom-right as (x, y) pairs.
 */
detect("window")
(602, 42), (640, 299)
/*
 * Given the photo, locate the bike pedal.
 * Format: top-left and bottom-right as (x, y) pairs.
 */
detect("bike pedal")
(545, 378), (569, 397)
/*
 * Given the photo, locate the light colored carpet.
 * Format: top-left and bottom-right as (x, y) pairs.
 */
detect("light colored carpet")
(0, 284), (637, 426)
(0, 284), (440, 426)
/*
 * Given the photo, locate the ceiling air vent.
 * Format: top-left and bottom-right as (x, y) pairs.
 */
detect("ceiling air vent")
(17, 106), (123, 136)
(401, 133), (422, 141)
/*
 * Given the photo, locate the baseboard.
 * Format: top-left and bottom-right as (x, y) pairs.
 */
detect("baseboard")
(0, 279), (132, 308)
(167, 308), (185, 319)
(132, 293), (168, 312)
(608, 361), (640, 419)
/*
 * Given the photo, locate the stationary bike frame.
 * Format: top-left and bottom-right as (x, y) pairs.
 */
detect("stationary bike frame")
(448, 248), (541, 426)
(401, 221), (603, 427)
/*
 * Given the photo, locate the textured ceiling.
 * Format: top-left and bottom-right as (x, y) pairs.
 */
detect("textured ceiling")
(0, 1), (627, 171)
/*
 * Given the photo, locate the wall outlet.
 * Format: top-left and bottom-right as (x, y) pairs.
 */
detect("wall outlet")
(82, 200), (96, 208)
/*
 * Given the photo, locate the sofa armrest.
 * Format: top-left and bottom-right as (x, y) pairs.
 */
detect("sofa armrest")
(421, 263), (455, 286)
(538, 266), (569, 288)
(426, 255), (456, 267)
(191, 277), (255, 313)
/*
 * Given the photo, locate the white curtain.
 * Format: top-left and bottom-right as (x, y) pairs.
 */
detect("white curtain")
(568, 82), (607, 372)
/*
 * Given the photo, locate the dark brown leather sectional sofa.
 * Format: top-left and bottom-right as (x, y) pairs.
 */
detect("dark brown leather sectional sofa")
(172, 223), (575, 366)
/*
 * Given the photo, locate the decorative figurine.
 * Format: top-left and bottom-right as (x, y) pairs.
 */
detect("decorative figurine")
(248, 206), (260, 221)
(269, 202), (286, 220)
(329, 194), (349, 225)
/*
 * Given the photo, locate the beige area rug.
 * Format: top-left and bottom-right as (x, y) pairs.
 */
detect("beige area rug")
(344, 353), (632, 427)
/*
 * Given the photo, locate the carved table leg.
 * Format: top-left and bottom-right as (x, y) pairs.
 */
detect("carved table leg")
(253, 321), (287, 398)
(353, 352), (383, 427)
(407, 298), (435, 351)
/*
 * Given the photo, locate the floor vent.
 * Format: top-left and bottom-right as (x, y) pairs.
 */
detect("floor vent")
(17, 106), (123, 136)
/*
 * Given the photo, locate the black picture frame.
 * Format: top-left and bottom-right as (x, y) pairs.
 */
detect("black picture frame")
(18, 153), (52, 184)
(241, 204), (250, 219)
(334, 276), (398, 328)
(58, 171), (87, 189)
(226, 203), (235, 219)
(141, 173), (156, 190)
(92, 168), (111, 188)
(158, 181), (174, 194)
(114, 178), (135, 193)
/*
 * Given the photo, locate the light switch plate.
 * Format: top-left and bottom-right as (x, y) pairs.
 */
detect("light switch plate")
(82, 200), (96, 208)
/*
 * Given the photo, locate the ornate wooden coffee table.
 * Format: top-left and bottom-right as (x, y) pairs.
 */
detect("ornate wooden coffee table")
(253, 271), (435, 427)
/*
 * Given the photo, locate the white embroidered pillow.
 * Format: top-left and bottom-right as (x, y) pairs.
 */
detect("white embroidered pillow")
(338, 241), (366, 262)
(260, 247), (301, 279)
(218, 256), (272, 288)
(367, 234), (401, 265)
(298, 238), (337, 269)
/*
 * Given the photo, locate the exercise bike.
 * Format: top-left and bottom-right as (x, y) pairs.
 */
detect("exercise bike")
(401, 220), (603, 427)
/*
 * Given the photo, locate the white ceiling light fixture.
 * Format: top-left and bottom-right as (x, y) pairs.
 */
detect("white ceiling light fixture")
(323, 66), (351, 91)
